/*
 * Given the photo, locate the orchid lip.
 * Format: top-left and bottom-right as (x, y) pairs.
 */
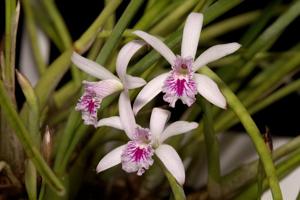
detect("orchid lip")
(121, 127), (154, 175)
(162, 56), (197, 107)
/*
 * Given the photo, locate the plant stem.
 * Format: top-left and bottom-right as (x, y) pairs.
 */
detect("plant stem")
(157, 159), (186, 200)
(149, 0), (199, 35)
(0, 80), (65, 194)
(199, 98), (222, 199)
(22, 0), (47, 74)
(74, 0), (122, 53)
(96, 0), (144, 65)
(234, 148), (300, 200)
(199, 67), (282, 200)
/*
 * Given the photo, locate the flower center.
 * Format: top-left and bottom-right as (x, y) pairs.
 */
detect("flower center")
(121, 127), (154, 176)
(162, 56), (197, 107)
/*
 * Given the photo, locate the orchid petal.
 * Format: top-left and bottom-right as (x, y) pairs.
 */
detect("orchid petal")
(133, 73), (169, 115)
(194, 73), (226, 109)
(83, 79), (123, 97)
(116, 40), (145, 82)
(181, 13), (203, 59)
(119, 92), (136, 140)
(125, 75), (146, 89)
(133, 30), (176, 65)
(71, 52), (119, 80)
(96, 116), (123, 130)
(155, 144), (185, 185)
(150, 108), (170, 142)
(96, 145), (125, 173)
(192, 43), (241, 71)
(160, 121), (198, 143)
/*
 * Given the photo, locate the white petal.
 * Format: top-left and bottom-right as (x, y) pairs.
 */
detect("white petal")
(133, 73), (169, 115)
(133, 30), (176, 65)
(125, 75), (146, 89)
(181, 13), (203, 59)
(96, 116), (123, 130)
(194, 73), (226, 109)
(71, 52), (119, 80)
(150, 108), (170, 142)
(116, 40), (145, 82)
(160, 121), (198, 143)
(155, 144), (185, 185)
(84, 79), (123, 97)
(119, 92), (136, 140)
(96, 145), (125, 173)
(192, 43), (241, 71)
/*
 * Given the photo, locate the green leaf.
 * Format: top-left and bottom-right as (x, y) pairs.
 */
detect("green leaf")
(25, 160), (37, 200)
(159, 161), (186, 200)
(0, 79), (65, 195)
(96, 0), (144, 65)
(74, 0), (122, 53)
(198, 67), (282, 200)
(34, 49), (72, 110)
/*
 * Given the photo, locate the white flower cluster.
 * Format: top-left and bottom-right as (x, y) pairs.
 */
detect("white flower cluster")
(71, 13), (240, 185)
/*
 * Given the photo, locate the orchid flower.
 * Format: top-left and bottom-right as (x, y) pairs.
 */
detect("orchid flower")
(96, 91), (198, 185)
(72, 41), (146, 126)
(132, 13), (241, 114)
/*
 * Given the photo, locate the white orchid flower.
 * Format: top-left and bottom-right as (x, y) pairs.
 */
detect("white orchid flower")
(132, 12), (241, 114)
(96, 91), (198, 185)
(72, 41), (146, 126)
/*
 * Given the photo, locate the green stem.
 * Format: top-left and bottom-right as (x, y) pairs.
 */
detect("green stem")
(41, 0), (72, 48)
(96, 0), (144, 65)
(149, 0), (199, 35)
(222, 134), (300, 198)
(0, 80), (65, 194)
(240, 0), (281, 47)
(158, 159), (186, 200)
(237, 0), (300, 80)
(199, 67), (282, 200)
(134, 0), (171, 30)
(203, 0), (242, 24)
(214, 52), (300, 135)
(199, 98), (221, 199)
(246, 79), (300, 126)
(74, 0), (122, 53)
(234, 148), (300, 200)
(22, 0), (47, 74)
(200, 11), (261, 42)
(34, 50), (72, 110)
(41, 0), (81, 84)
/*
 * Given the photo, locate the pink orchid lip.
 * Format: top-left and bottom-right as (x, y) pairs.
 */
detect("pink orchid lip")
(121, 127), (154, 176)
(162, 56), (197, 107)
(75, 87), (102, 126)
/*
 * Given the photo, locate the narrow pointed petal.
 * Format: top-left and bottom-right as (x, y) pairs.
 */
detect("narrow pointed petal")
(155, 144), (185, 185)
(192, 43), (241, 71)
(119, 92), (136, 140)
(133, 31), (176, 65)
(133, 73), (169, 115)
(160, 121), (198, 143)
(194, 74), (226, 109)
(181, 13), (203, 59)
(126, 75), (146, 89)
(96, 145), (126, 173)
(96, 116), (123, 130)
(71, 52), (119, 80)
(116, 40), (145, 83)
(150, 108), (170, 142)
